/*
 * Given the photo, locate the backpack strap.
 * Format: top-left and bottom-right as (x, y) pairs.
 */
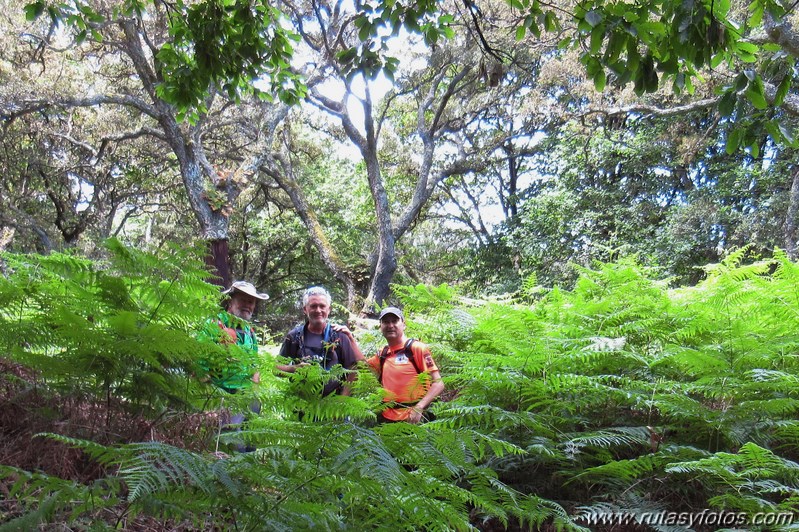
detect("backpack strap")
(378, 345), (391, 384)
(282, 323), (306, 361)
(321, 323), (340, 364)
(292, 322), (339, 364)
(404, 339), (422, 374)
(294, 323), (306, 359)
(378, 338), (419, 384)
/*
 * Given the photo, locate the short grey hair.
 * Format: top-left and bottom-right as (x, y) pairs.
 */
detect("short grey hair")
(302, 286), (332, 307)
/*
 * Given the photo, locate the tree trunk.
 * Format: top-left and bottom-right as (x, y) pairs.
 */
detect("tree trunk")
(206, 239), (231, 287)
(297, 9), (480, 314)
(266, 153), (358, 308)
(504, 142), (519, 219)
(362, 156), (397, 315)
(785, 166), (799, 260)
(119, 18), (235, 288)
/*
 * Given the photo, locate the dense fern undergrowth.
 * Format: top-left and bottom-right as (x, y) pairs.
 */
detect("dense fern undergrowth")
(2, 241), (799, 530)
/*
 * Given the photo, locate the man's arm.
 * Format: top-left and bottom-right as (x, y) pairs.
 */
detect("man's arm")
(331, 324), (365, 363)
(275, 362), (299, 373)
(331, 329), (365, 395)
(408, 369), (444, 424)
(275, 335), (304, 373)
(408, 345), (445, 424)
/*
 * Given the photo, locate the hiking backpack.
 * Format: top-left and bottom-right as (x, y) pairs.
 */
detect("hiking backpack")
(287, 322), (339, 365)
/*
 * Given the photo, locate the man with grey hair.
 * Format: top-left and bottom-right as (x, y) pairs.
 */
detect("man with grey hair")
(276, 286), (363, 396)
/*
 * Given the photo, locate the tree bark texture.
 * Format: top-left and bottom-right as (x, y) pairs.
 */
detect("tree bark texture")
(118, 17), (234, 283)
(206, 239), (231, 287)
(362, 155), (397, 314)
(266, 148), (359, 308)
(785, 167), (799, 260)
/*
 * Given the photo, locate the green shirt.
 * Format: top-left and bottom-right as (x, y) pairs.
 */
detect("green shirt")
(197, 312), (259, 393)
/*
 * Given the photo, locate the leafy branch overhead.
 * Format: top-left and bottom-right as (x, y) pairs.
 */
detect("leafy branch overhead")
(25, 0), (306, 118)
(499, 0), (798, 152)
(25, 0), (799, 157)
(577, 0), (773, 156)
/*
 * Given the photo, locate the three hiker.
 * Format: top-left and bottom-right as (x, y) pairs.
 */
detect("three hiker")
(207, 282), (443, 423)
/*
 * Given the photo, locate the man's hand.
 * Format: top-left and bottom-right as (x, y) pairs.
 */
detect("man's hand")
(408, 407), (424, 424)
(275, 362), (310, 373)
(331, 324), (354, 339)
(331, 323), (365, 362)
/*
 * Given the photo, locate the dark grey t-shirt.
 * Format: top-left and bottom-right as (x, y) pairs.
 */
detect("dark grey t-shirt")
(279, 323), (359, 396)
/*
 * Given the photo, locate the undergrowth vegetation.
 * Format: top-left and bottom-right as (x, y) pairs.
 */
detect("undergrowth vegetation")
(1, 242), (799, 530)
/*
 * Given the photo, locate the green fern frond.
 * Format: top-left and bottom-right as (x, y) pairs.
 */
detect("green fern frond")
(0, 464), (103, 530)
(524, 495), (587, 531)
(120, 442), (217, 501)
(35, 433), (119, 467)
(564, 426), (650, 451)
(572, 453), (662, 484)
(434, 404), (550, 436)
(330, 423), (404, 482)
(651, 345), (730, 377)
(665, 443), (797, 488)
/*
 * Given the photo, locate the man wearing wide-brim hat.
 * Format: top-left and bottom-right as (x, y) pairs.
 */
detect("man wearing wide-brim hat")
(199, 280), (269, 393)
(197, 280), (269, 453)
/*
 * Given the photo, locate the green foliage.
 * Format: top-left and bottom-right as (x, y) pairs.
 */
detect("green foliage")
(343, 0), (453, 80)
(25, 0), (305, 119)
(392, 254), (799, 523)
(4, 401), (580, 529)
(0, 463), (121, 530)
(0, 238), (220, 412)
(159, 0), (305, 115)
(567, 0), (736, 95)
(0, 242), (579, 529)
(666, 442), (799, 515)
(7, 246), (799, 528)
(497, 115), (789, 290)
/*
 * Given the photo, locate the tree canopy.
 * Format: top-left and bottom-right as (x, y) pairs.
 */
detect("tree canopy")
(2, 0), (799, 300)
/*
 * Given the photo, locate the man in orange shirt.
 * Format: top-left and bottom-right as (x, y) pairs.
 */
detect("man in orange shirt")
(367, 307), (444, 423)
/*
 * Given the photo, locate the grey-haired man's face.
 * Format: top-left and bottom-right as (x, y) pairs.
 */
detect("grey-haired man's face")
(303, 294), (331, 330)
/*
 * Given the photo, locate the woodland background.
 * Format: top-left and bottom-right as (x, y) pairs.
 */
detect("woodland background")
(2, 0), (799, 529)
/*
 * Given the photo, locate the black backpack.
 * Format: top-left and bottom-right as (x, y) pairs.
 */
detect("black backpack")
(378, 338), (421, 383)
(286, 322), (339, 365)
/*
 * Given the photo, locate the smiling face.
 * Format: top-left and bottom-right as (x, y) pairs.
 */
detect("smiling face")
(303, 294), (331, 333)
(379, 314), (406, 345)
(228, 292), (257, 320)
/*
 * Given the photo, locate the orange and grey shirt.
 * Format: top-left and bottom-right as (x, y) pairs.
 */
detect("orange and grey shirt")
(367, 339), (439, 421)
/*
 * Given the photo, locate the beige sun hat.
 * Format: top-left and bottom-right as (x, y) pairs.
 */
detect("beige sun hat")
(222, 280), (269, 300)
